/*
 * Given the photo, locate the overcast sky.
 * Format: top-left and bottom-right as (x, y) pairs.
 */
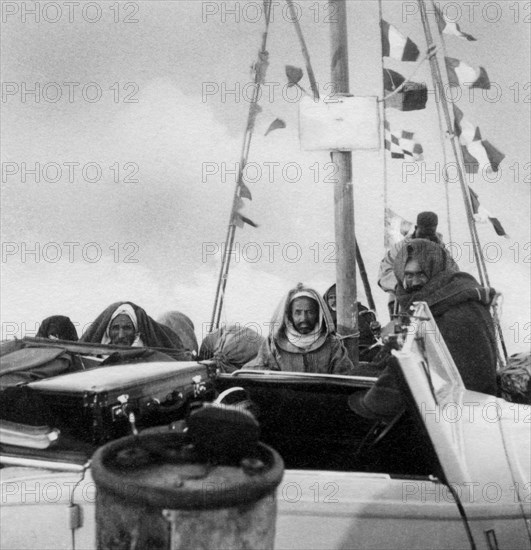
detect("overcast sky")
(1, 0), (529, 351)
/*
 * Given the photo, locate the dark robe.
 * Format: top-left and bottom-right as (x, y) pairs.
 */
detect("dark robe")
(36, 315), (78, 341)
(394, 239), (498, 396)
(81, 301), (185, 351)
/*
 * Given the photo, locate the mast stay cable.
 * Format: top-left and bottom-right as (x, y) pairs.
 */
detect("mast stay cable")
(210, 0), (274, 331)
(418, 0), (507, 363)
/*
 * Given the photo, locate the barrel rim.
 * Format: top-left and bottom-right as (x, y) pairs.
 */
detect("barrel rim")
(91, 432), (285, 510)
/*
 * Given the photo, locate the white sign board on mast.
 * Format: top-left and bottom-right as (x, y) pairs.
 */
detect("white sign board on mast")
(299, 96), (381, 151)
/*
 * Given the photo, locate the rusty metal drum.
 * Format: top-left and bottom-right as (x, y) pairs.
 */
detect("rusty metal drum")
(91, 430), (284, 550)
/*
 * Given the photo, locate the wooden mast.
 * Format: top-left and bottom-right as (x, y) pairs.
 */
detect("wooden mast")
(330, 0), (359, 365)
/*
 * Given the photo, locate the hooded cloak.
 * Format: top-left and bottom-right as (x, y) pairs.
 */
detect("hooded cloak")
(377, 213), (446, 305)
(81, 301), (185, 351)
(36, 315), (78, 341)
(394, 239), (497, 395)
(245, 284), (353, 374)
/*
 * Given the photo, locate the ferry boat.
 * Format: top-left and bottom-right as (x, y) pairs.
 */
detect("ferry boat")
(1, 1), (529, 548)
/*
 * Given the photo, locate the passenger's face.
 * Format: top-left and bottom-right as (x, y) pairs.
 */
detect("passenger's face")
(291, 297), (319, 334)
(326, 289), (337, 311)
(109, 314), (136, 346)
(403, 259), (429, 292)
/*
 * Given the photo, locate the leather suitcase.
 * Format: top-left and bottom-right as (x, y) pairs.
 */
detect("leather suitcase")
(28, 361), (215, 444)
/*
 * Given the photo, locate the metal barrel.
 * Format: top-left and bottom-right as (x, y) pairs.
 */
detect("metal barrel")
(91, 431), (284, 550)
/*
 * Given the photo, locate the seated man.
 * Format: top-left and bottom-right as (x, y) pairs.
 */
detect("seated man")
(394, 239), (498, 395)
(36, 315), (78, 341)
(323, 283), (380, 360)
(81, 301), (184, 350)
(245, 283), (353, 374)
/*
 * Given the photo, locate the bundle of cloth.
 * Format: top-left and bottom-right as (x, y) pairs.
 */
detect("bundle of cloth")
(157, 311), (199, 357)
(498, 352), (531, 404)
(199, 325), (265, 373)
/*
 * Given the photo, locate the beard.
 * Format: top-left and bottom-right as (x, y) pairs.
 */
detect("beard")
(405, 284), (424, 293)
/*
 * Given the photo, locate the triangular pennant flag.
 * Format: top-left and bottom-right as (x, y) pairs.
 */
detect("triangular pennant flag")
(469, 188), (508, 237)
(384, 120), (424, 161)
(488, 217), (508, 237)
(462, 140), (505, 173)
(233, 212), (259, 228)
(264, 118), (286, 136)
(232, 197), (258, 228)
(238, 179), (252, 200)
(453, 105), (482, 143)
(446, 57), (490, 89)
(453, 105), (504, 173)
(435, 5), (476, 41)
(285, 65), (303, 87)
(383, 69), (428, 111)
(467, 185), (480, 214)
(381, 20), (420, 62)
(384, 208), (414, 248)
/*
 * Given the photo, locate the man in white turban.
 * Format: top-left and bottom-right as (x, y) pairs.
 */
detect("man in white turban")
(81, 301), (185, 350)
(103, 303), (143, 347)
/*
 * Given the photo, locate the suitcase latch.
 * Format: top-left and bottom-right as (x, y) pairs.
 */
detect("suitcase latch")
(192, 375), (206, 398)
(112, 394), (139, 436)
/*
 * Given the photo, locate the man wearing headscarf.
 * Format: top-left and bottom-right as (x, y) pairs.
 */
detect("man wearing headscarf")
(81, 301), (184, 350)
(36, 315), (78, 341)
(323, 283), (379, 359)
(394, 239), (498, 395)
(378, 211), (451, 316)
(245, 283), (354, 374)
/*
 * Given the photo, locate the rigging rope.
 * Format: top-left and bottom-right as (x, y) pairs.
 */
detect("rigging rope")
(378, 0), (391, 255)
(285, 0), (320, 101)
(420, 0), (507, 364)
(210, 0), (274, 330)
(425, 45), (454, 244)
(419, 0), (487, 287)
